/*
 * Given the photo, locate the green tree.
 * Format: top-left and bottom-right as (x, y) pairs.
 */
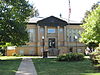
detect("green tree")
(80, 5), (100, 51)
(82, 3), (99, 23)
(0, 0), (33, 46)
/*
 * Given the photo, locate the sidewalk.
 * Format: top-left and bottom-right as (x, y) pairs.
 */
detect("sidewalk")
(15, 56), (57, 59)
(15, 58), (37, 75)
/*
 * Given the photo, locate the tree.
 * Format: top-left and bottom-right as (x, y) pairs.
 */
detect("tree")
(80, 5), (100, 51)
(82, 3), (99, 23)
(30, 8), (39, 17)
(0, 0), (33, 46)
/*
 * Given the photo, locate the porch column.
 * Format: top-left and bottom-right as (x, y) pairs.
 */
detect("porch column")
(37, 25), (40, 55)
(64, 26), (67, 46)
(44, 26), (47, 46)
(57, 26), (60, 47)
(37, 25), (40, 44)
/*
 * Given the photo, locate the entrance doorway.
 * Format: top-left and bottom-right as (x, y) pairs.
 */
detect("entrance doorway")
(48, 38), (55, 48)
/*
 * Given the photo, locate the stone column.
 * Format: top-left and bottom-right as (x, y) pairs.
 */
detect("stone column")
(64, 26), (67, 46)
(37, 25), (40, 55)
(37, 26), (40, 43)
(44, 26), (47, 47)
(57, 26), (60, 47)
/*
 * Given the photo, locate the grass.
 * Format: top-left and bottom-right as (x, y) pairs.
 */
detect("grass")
(32, 58), (100, 75)
(0, 57), (21, 75)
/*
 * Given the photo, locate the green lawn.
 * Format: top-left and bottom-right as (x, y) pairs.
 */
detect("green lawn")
(32, 58), (100, 75)
(0, 57), (21, 75)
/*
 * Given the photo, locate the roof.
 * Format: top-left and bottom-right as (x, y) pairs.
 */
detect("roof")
(37, 16), (68, 26)
(28, 16), (82, 26)
(28, 17), (43, 23)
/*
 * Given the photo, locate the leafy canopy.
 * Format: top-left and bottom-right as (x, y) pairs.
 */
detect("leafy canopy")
(0, 0), (33, 46)
(80, 5), (100, 46)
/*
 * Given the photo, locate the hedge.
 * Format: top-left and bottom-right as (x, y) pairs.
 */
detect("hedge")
(57, 53), (84, 61)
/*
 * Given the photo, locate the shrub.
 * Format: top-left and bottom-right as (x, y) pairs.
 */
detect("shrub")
(12, 53), (21, 56)
(57, 54), (67, 61)
(57, 53), (84, 61)
(0, 52), (3, 56)
(12, 53), (18, 56)
(0, 48), (5, 56)
(90, 46), (100, 60)
(90, 45), (100, 70)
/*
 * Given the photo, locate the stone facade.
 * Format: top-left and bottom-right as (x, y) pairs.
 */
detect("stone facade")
(13, 16), (85, 56)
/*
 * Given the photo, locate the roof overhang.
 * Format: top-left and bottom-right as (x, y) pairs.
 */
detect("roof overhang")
(27, 16), (82, 26)
(37, 16), (68, 26)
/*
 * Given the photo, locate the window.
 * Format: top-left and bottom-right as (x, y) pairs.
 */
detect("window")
(40, 28), (44, 33)
(77, 49), (82, 53)
(59, 28), (63, 33)
(48, 29), (55, 33)
(29, 50), (34, 55)
(19, 50), (24, 55)
(69, 36), (72, 42)
(28, 29), (35, 42)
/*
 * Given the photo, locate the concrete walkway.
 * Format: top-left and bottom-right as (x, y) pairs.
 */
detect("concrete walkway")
(15, 56), (57, 59)
(15, 58), (37, 75)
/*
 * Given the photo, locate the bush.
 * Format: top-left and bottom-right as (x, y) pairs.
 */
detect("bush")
(12, 53), (21, 56)
(12, 53), (17, 56)
(90, 46), (100, 60)
(0, 48), (5, 56)
(57, 53), (84, 61)
(0, 52), (3, 56)
(57, 54), (66, 61)
(90, 45), (100, 70)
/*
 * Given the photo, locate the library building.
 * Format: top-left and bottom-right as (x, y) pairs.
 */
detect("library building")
(7, 16), (85, 56)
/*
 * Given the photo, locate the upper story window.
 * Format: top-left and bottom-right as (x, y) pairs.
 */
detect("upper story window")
(40, 28), (44, 33)
(59, 28), (63, 33)
(48, 29), (56, 33)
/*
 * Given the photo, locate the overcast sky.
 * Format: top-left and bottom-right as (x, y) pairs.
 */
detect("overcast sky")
(27, 0), (99, 22)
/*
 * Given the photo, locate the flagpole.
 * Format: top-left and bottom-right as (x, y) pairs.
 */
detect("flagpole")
(67, 0), (71, 52)
(68, 0), (71, 22)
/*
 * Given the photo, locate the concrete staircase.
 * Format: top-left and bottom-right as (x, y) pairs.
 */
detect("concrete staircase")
(48, 48), (60, 56)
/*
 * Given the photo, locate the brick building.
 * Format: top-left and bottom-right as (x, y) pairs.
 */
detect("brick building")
(7, 16), (85, 56)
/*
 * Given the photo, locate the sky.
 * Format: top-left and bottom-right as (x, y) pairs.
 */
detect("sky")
(27, 0), (99, 22)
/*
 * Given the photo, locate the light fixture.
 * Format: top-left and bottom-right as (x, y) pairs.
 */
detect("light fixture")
(42, 36), (44, 40)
